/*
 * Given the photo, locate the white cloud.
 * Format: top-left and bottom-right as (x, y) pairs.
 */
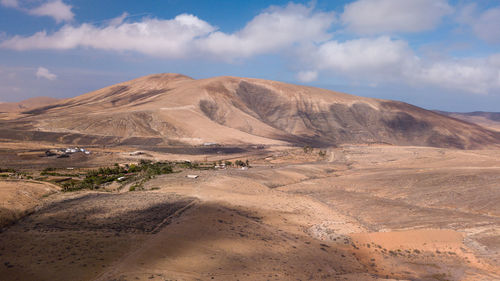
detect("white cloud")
(297, 36), (500, 94)
(341, 0), (453, 34)
(455, 3), (476, 25)
(109, 12), (129, 26)
(1, 0), (73, 23)
(29, 0), (74, 23)
(471, 8), (500, 44)
(1, 14), (216, 58)
(296, 70), (318, 82)
(36, 66), (57, 80)
(414, 56), (500, 94)
(311, 37), (417, 79)
(198, 3), (335, 60)
(0, 0), (18, 8)
(456, 4), (500, 44)
(0, 3), (335, 60)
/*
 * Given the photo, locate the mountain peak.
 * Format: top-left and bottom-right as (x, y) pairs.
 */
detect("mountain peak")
(6, 74), (500, 149)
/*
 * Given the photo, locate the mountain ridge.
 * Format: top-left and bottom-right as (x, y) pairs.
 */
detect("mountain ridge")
(2, 73), (499, 149)
(434, 110), (500, 132)
(0, 96), (60, 113)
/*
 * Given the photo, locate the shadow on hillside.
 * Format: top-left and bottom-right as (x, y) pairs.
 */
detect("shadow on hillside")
(0, 192), (474, 281)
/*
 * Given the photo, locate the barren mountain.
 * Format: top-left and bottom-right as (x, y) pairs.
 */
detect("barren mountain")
(2, 73), (499, 148)
(0, 96), (60, 113)
(435, 111), (500, 132)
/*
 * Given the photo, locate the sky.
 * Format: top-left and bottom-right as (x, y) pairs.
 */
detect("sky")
(0, 0), (499, 112)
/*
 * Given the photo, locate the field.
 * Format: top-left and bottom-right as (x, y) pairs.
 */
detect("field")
(0, 141), (499, 280)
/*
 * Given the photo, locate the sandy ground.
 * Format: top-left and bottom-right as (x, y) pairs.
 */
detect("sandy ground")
(0, 145), (499, 280)
(0, 180), (59, 227)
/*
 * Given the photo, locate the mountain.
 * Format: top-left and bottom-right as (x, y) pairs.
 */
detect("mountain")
(1, 73), (499, 149)
(435, 111), (500, 132)
(0, 97), (60, 113)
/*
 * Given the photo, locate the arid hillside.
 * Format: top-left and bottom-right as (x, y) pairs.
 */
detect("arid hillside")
(2, 73), (499, 149)
(436, 111), (500, 132)
(0, 97), (60, 113)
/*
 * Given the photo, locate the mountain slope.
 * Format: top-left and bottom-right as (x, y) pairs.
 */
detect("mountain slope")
(5, 73), (500, 149)
(435, 111), (500, 132)
(0, 97), (60, 113)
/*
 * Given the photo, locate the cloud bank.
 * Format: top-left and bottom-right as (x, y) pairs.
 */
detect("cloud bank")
(1, 1), (499, 95)
(300, 37), (500, 94)
(0, 0), (18, 8)
(1, 3), (333, 61)
(341, 0), (453, 34)
(29, 0), (74, 23)
(457, 4), (500, 44)
(1, 0), (73, 22)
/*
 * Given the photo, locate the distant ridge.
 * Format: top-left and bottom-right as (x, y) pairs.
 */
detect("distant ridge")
(434, 111), (500, 132)
(1, 73), (499, 149)
(0, 97), (60, 113)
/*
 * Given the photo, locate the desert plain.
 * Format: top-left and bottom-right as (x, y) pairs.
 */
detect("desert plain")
(0, 142), (499, 281)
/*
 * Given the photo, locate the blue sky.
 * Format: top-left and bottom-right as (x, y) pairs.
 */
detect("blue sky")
(1, 0), (499, 112)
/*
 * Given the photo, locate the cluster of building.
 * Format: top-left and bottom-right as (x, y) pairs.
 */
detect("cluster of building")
(63, 147), (91, 154)
(214, 162), (226, 169)
(45, 147), (91, 158)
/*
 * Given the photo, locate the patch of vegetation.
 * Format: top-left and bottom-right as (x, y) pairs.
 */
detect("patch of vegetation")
(0, 168), (17, 173)
(41, 171), (81, 177)
(0, 168), (33, 180)
(303, 145), (313, 153)
(60, 179), (82, 191)
(235, 159), (250, 167)
(47, 158), (242, 192)
(175, 161), (215, 170)
(60, 160), (174, 192)
(40, 167), (81, 177)
(128, 176), (151, 192)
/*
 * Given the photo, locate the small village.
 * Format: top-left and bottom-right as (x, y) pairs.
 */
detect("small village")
(45, 147), (91, 158)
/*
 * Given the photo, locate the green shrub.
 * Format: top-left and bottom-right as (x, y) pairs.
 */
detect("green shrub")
(58, 161), (177, 192)
(303, 145), (313, 153)
(0, 168), (16, 173)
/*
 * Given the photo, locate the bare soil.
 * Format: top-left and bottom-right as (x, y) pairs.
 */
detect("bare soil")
(0, 144), (499, 280)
